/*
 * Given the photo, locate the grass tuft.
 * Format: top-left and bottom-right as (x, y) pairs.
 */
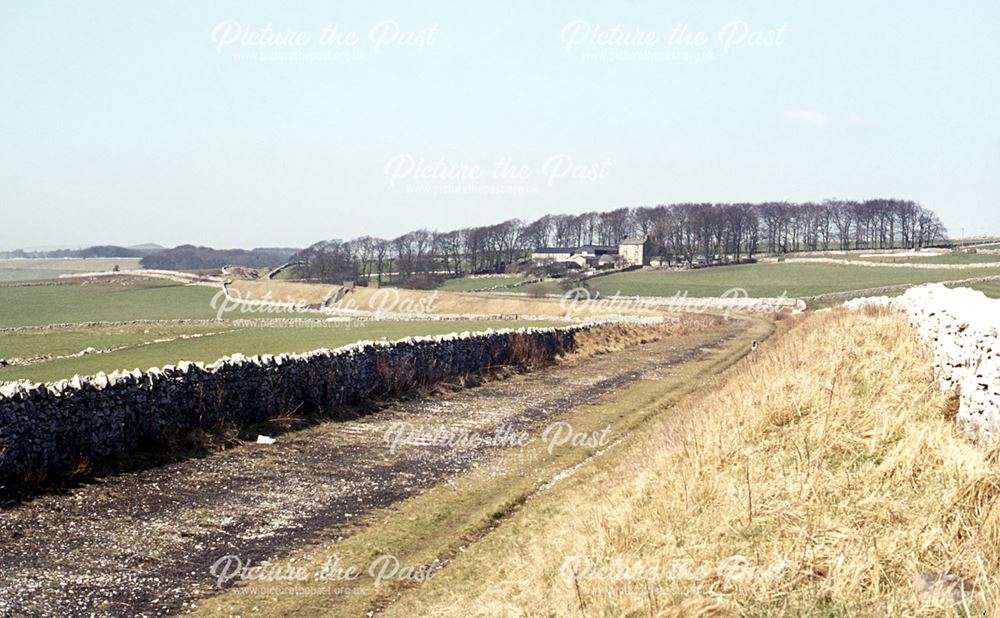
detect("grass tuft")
(383, 309), (1000, 616)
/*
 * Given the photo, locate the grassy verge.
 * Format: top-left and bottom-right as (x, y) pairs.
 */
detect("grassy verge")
(190, 317), (770, 617)
(372, 308), (999, 616)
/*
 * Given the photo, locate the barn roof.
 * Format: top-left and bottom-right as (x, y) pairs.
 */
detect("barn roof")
(533, 247), (576, 254)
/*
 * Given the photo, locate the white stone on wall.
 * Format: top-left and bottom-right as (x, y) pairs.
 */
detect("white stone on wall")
(846, 284), (1000, 443)
(0, 324), (605, 482)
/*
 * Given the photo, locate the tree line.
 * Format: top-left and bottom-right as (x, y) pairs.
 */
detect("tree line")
(141, 246), (299, 270)
(294, 199), (948, 284)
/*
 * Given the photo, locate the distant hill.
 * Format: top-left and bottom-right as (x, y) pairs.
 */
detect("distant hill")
(0, 245), (153, 259)
(128, 243), (166, 253)
(140, 245), (300, 270)
(0, 244), (298, 268)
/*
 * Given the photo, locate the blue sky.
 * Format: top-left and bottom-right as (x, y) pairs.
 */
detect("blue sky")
(2, 0), (998, 249)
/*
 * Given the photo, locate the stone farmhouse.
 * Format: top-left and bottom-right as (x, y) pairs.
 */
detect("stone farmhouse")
(618, 237), (652, 266)
(532, 237), (651, 268)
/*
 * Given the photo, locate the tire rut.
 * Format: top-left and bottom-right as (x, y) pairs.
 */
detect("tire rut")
(0, 325), (743, 617)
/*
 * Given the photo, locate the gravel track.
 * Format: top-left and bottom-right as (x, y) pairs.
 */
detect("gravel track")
(0, 325), (742, 617)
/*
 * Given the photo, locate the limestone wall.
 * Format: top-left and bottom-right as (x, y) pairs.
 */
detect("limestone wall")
(0, 325), (589, 483)
(846, 284), (1000, 443)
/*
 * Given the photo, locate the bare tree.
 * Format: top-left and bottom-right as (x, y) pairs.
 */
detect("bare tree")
(293, 198), (946, 283)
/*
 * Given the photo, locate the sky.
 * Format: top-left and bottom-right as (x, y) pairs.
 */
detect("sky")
(1, 0), (998, 250)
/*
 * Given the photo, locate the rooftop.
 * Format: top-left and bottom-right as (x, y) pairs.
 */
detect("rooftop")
(532, 247), (576, 254)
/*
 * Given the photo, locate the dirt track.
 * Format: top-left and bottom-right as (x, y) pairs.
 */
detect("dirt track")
(0, 324), (744, 617)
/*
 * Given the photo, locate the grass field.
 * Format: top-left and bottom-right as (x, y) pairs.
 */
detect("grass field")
(0, 258), (141, 282)
(962, 281), (1000, 298)
(0, 322), (237, 360)
(0, 278), (567, 383)
(843, 253), (1000, 265)
(0, 319), (560, 383)
(229, 279), (664, 320)
(761, 251), (1000, 265)
(269, 266), (301, 280)
(523, 262), (1000, 298)
(437, 275), (528, 292)
(0, 280), (323, 328)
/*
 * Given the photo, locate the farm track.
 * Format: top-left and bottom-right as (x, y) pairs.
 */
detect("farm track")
(0, 323), (744, 617)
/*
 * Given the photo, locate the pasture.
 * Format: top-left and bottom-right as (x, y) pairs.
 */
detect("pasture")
(965, 281), (1000, 298)
(437, 274), (528, 292)
(522, 262), (1000, 299)
(0, 279), (323, 328)
(0, 319), (559, 384)
(861, 252), (1000, 264)
(0, 258), (141, 282)
(0, 277), (568, 384)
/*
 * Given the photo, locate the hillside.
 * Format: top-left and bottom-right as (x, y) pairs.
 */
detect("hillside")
(140, 245), (300, 270)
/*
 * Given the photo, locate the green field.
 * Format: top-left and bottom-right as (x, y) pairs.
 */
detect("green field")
(856, 253), (1000, 265)
(437, 275), (528, 292)
(525, 262), (1000, 298)
(0, 319), (560, 383)
(790, 252), (1000, 264)
(0, 322), (237, 360)
(0, 280), (322, 328)
(0, 257), (142, 282)
(1, 279), (561, 383)
(5, 261), (996, 383)
(962, 281), (1000, 299)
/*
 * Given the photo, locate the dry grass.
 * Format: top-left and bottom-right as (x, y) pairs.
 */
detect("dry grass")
(228, 280), (668, 319)
(384, 309), (1000, 617)
(189, 318), (762, 618)
(570, 314), (720, 357)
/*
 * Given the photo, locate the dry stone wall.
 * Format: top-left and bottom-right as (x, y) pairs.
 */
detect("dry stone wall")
(846, 284), (1000, 443)
(0, 325), (591, 483)
(783, 257), (1000, 270)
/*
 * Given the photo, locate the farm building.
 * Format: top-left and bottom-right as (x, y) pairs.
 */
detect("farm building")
(530, 247), (576, 262)
(618, 236), (652, 266)
(532, 239), (645, 268)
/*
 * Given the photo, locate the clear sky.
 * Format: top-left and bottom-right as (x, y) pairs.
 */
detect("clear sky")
(2, 0), (998, 250)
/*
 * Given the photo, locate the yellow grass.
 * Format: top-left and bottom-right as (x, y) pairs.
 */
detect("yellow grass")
(189, 316), (762, 617)
(227, 280), (667, 319)
(383, 309), (1000, 616)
